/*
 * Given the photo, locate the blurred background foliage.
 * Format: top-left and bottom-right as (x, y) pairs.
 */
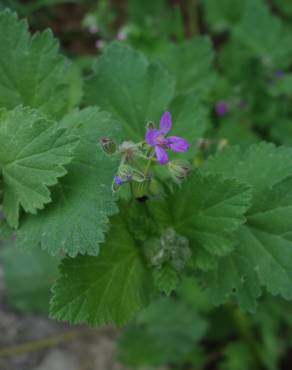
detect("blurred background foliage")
(1, 0), (292, 369)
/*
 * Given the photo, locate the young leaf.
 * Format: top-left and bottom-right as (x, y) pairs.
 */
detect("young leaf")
(0, 10), (70, 119)
(202, 143), (292, 311)
(0, 106), (78, 228)
(149, 172), (251, 267)
(153, 264), (179, 296)
(84, 42), (175, 140)
(50, 216), (155, 326)
(16, 107), (120, 257)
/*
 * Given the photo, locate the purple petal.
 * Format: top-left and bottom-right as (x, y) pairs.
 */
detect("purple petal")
(215, 101), (229, 116)
(155, 146), (169, 165)
(115, 176), (124, 185)
(159, 112), (172, 134)
(167, 136), (189, 152)
(145, 128), (159, 146)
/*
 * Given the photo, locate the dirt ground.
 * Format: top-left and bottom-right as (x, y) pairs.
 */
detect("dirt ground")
(0, 265), (147, 370)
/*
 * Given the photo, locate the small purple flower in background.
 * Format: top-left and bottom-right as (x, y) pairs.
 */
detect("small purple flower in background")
(116, 30), (127, 41)
(114, 176), (124, 186)
(215, 101), (229, 117)
(88, 25), (98, 34)
(275, 70), (285, 80)
(145, 112), (189, 165)
(95, 39), (104, 50)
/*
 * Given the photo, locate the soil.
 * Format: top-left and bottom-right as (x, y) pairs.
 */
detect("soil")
(0, 263), (132, 370)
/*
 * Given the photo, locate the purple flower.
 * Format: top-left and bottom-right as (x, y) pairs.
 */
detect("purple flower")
(275, 70), (285, 80)
(215, 101), (229, 117)
(95, 39), (104, 49)
(145, 112), (189, 165)
(88, 25), (98, 34)
(116, 30), (127, 41)
(114, 176), (124, 186)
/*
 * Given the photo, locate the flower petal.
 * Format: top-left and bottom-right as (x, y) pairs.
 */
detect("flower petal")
(114, 176), (124, 185)
(167, 136), (190, 152)
(145, 128), (159, 146)
(159, 112), (172, 134)
(155, 145), (169, 165)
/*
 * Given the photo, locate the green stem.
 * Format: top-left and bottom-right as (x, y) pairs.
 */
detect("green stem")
(174, 4), (186, 42)
(232, 308), (263, 369)
(188, 0), (199, 37)
(143, 158), (152, 178)
(143, 147), (155, 178)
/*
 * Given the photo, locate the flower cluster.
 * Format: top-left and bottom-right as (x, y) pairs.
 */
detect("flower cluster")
(143, 227), (191, 272)
(100, 111), (190, 194)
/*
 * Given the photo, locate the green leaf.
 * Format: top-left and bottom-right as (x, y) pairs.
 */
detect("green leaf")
(273, 0), (292, 17)
(84, 42), (175, 140)
(168, 93), (209, 158)
(270, 119), (292, 146)
(0, 106), (78, 228)
(153, 264), (179, 296)
(219, 341), (254, 370)
(202, 143), (292, 209)
(234, 0), (292, 67)
(118, 297), (208, 367)
(16, 107), (120, 257)
(50, 215), (155, 326)
(269, 74), (292, 97)
(203, 0), (245, 32)
(1, 243), (59, 314)
(0, 10), (70, 119)
(202, 143), (292, 311)
(149, 172), (252, 268)
(159, 37), (216, 97)
(203, 251), (261, 312)
(216, 117), (260, 149)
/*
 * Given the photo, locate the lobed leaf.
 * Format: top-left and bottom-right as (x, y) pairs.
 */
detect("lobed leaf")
(159, 37), (216, 97)
(16, 107), (120, 257)
(50, 215), (155, 326)
(0, 10), (71, 119)
(202, 143), (292, 311)
(149, 172), (252, 268)
(0, 106), (78, 228)
(84, 42), (175, 140)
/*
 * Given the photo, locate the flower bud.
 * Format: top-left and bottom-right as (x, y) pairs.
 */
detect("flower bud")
(100, 137), (117, 155)
(146, 121), (155, 130)
(117, 164), (133, 181)
(167, 160), (192, 183)
(119, 141), (141, 161)
(143, 238), (166, 267)
(118, 164), (145, 183)
(132, 179), (149, 198)
(149, 178), (162, 196)
(217, 138), (228, 151)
